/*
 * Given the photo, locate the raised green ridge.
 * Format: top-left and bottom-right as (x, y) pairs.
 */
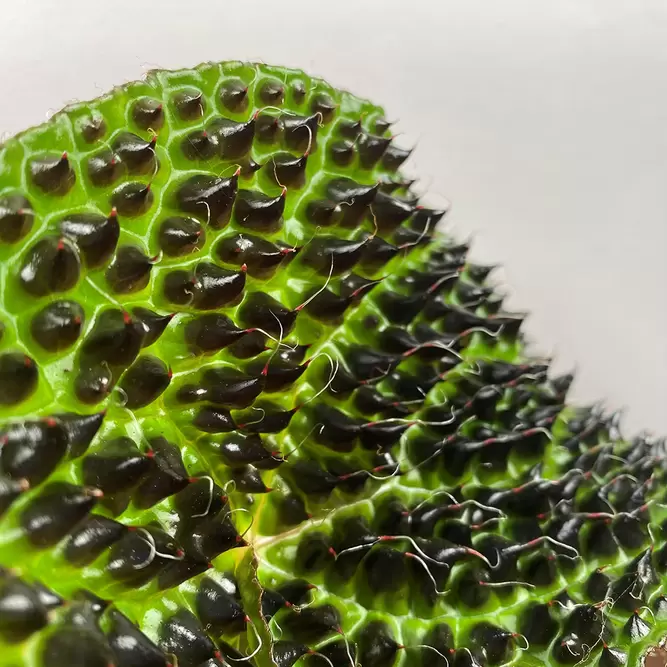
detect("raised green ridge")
(0, 60), (664, 667)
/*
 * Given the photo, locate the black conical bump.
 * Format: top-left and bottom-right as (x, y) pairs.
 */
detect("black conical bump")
(20, 236), (80, 297)
(64, 514), (126, 566)
(30, 153), (76, 195)
(177, 173), (238, 229)
(0, 353), (38, 406)
(111, 182), (154, 217)
(0, 194), (33, 243)
(21, 482), (98, 547)
(31, 300), (84, 352)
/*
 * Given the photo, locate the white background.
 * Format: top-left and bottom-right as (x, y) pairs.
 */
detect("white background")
(1, 0), (665, 433)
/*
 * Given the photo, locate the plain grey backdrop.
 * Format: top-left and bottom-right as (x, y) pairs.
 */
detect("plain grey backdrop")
(1, 0), (665, 433)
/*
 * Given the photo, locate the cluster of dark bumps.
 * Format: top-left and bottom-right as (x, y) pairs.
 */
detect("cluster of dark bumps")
(0, 61), (664, 667)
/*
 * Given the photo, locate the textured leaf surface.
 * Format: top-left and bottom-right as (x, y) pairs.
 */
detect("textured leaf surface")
(0, 61), (664, 667)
